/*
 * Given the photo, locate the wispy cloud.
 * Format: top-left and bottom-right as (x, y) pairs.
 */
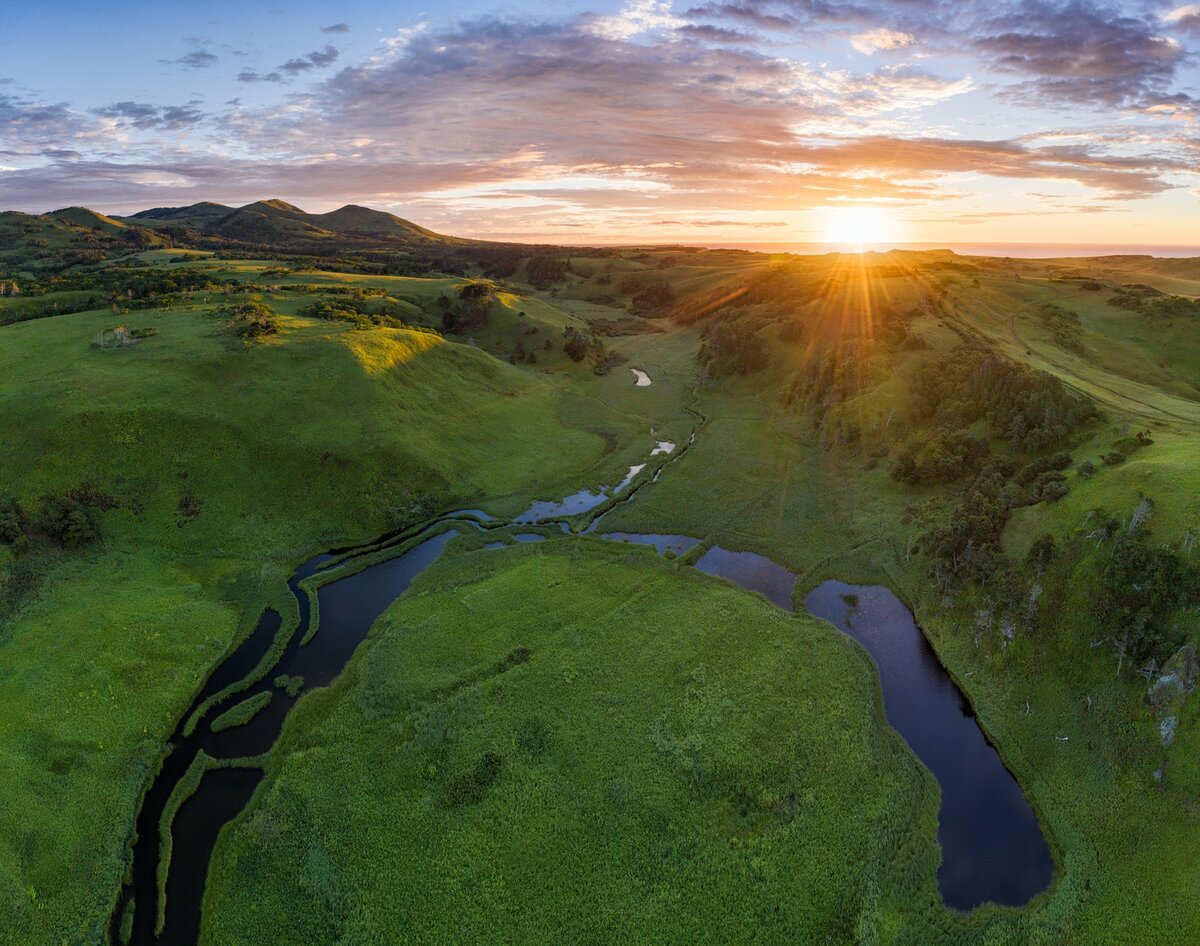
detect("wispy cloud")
(279, 44), (340, 74)
(161, 49), (218, 70)
(94, 101), (205, 130)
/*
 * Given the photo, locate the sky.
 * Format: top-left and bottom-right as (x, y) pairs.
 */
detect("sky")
(2, 0), (1198, 245)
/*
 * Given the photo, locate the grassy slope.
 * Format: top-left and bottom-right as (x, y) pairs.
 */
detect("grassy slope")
(602, 259), (1200, 944)
(0, 300), (647, 945)
(203, 540), (947, 945)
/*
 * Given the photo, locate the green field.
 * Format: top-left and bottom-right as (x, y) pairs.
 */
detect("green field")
(1, 222), (1198, 945)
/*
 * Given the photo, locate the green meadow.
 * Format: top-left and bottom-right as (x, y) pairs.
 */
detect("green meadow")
(0, 225), (1198, 944)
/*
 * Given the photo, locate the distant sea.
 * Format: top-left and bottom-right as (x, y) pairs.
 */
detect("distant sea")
(681, 242), (1200, 259)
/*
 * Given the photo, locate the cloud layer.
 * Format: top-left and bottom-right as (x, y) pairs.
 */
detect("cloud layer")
(1, 1), (1197, 241)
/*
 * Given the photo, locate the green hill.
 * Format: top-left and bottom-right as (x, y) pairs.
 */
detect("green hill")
(124, 201), (234, 229)
(312, 203), (466, 243)
(120, 199), (471, 249)
(44, 207), (129, 233)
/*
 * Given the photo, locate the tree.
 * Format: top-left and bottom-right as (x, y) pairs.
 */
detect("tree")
(562, 327), (594, 362)
(0, 496), (26, 543)
(1027, 534), (1055, 572)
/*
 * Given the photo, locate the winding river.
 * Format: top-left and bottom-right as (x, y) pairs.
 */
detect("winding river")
(112, 425), (1053, 943)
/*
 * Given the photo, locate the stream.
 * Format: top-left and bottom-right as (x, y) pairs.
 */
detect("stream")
(112, 423), (1053, 943)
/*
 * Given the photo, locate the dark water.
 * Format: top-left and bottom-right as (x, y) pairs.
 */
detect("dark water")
(514, 488), (609, 523)
(600, 532), (699, 556)
(804, 580), (1054, 910)
(117, 531), (457, 945)
(694, 546), (797, 611)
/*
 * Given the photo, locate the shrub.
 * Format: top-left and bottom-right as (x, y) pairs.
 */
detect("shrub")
(38, 496), (98, 548)
(219, 300), (279, 340)
(1027, 534), (1056, 571)
(441, 751), (503, 806)
(698, 319), (769, 377)
(0, 496), (28, 543)
(1094, 530), (1200, 665)
(562, 326), (595, 362)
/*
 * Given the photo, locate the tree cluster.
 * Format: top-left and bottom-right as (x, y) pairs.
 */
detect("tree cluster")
(698, 318), (770, 377)
(218, 300), (280, 340)
(909, 348), (1097, 453)
(0, 487), (107, 552)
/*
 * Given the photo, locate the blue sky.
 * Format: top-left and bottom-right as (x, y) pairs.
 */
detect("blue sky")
(2, 1), (1198, 243)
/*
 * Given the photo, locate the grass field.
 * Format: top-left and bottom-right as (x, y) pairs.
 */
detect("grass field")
(1, 240), (1198, 944)
(0, 293), (672, 944)
(202, 540), (948, 945)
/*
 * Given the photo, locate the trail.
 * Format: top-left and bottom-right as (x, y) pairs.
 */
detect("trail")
(948, 283), (1200, 427)
(1003, 313), (1200, 426)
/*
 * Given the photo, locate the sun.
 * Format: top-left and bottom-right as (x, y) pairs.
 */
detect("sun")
(823, 206), (902, 249)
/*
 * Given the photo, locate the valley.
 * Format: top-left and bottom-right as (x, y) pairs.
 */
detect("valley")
(1, 204), (1198, 945)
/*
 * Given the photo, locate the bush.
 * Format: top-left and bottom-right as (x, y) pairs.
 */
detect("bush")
(562, 326), (595, 362)
(1027, 534), (1056, 570)
(1094, 530), (1200, 664)
(219, 300), (279, 340)
(38, 496), (98, 548)
(0, 496), (28, 543)
(441, 751), (503, 806)
(698, 319), (769, 377)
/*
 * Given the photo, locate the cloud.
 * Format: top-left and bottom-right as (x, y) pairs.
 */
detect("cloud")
(3, 5), (1195, 236)
(237, 68), (283, 83)
(0, 92), (95, 151)
(279, 44), (340, 74)
(649, 218), (788, 226)
(321, 23), (351, 34)
(162, 49), (218, 69)
(1164, 4), (1200, 34)
(851, 28), (916, 54)
(94, 101), (205, 131)
(683, 2), (866, 32)
(973, 2), (1186, 107)
(585, 0), (685, 39)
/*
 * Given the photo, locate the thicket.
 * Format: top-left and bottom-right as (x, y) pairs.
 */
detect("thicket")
(561, 326), (624, 374)
(698, 319), (769, 377)
(0, 486), (108, 552)
(1109, 286), (1200, 320)
(299, 295), (436, 333)
(1035, 303), (1084, 353)
(525, 257), (569, 290)
(218, 300), (279, 340)
(440, 281), (496, 334)
(909, 348), (1097, 453)
(1093, 523), (1200, 667)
